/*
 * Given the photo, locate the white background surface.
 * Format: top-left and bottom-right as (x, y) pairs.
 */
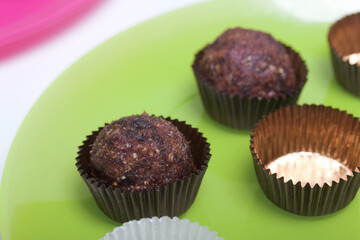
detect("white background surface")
(1, 0), (360, 195)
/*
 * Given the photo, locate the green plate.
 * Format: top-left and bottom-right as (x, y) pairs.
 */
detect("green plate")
(2, 0), (360, 239)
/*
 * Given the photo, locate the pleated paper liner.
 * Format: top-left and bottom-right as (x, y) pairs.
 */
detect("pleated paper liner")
(328, 12), (360, 96)
(76, 117), (210, 223)
(193, 44), (307, 130)
(250, 105), (360, 216)
(100, 216), (224, 240)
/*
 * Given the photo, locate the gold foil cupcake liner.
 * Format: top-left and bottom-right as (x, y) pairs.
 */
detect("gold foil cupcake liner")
(329, 12), (360, 96)
(193, 44), (308, 130)
(250, 104), (360, 216)
(76, 117), (210, 223)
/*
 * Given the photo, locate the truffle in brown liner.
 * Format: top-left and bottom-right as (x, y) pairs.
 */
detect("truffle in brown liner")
(76, 117), (210, 223)
(250, 104), (360, 216)
(329, 12), (360, 96)
(193, 44), (307, 130)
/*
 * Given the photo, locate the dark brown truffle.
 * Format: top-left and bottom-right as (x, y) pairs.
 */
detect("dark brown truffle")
(194, 27), (297, 98)
(90, 113), (195, 191)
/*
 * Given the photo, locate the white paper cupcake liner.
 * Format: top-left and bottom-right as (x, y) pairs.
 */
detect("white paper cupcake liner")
(100, 216), (224, 240)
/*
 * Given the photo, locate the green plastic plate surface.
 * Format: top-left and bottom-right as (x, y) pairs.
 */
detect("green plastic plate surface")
(2, 0), (360, 239)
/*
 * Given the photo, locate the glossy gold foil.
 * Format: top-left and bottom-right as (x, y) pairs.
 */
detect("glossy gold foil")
(343, 53), (360, 66)
(267, 152), (353, 187)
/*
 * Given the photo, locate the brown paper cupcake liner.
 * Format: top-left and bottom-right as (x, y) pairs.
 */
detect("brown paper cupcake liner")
(193, 44), (308, 130)
(329, 12), (360, 96)
(250, 104), (360, 216)
(76, 117), (210, 223)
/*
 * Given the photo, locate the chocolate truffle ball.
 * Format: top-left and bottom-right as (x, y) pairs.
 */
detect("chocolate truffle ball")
(90, 113), (195, 191)
(194, 27), (297, 98)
